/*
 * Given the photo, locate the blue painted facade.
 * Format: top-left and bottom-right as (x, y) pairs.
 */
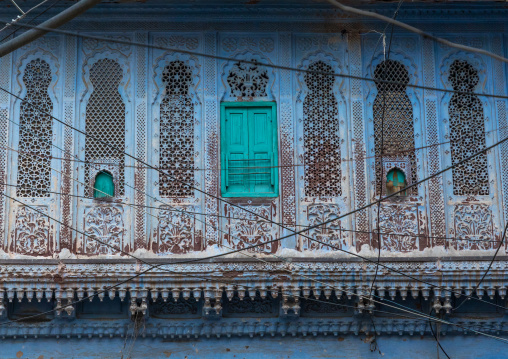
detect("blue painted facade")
(0, 1), (508, 357)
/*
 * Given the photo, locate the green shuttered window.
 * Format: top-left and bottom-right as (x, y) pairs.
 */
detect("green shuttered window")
(221, 102), (278, 197)
(93, 171), (115, 199)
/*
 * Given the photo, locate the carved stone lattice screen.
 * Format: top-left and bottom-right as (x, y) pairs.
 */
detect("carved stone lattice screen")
(16, 59), (53, 197)
(449, 60), (489, 196)
(303, 61), (341, 197)
(159, 60), (194, 197)
(373, 60), (417, 195)
(84, 59), (125, 196)
(227, 61), (268, 98)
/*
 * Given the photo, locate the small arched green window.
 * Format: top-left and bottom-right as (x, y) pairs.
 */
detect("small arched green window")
(386, 168), (406, 196)
(93, 171), (115, 199)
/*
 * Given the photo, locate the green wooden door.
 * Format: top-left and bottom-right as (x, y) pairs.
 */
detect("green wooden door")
(221, 103), (278, 197)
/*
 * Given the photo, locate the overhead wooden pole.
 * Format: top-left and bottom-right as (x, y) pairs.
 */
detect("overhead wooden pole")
(0, 0), (102, 57)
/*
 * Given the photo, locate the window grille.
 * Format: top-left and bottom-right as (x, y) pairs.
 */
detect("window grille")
(303, 61), (341, 197)
(448, 60), (489, 196)
(227, 61), (268, 98)
(373, 60), (417, 196)
(159, 60), (194, 197)
(17, 58), (53, 198)
(84, 59), (125, 197)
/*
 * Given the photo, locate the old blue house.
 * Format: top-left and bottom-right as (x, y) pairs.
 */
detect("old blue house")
(0, 0), (508, 357)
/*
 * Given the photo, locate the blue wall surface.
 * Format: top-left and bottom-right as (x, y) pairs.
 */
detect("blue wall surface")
(1, 336), (506, 359)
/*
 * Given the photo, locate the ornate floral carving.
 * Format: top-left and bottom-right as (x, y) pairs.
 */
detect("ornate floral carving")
(155, 206), (194, 254)
(378, 204), (425, 252)
(227, 61), (268, 98)
(453, 204), (493, 250)
(224, 203), (277, 253)
(302, 204), (346, 250)
(83, 206), (124, 255)
(11, 206), (51, 255)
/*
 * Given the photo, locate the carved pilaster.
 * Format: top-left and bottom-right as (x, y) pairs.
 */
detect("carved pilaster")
(422, 38), (446, 246)
(348, 33), (368, 250)
(134, 32), (148, 250)
(0, 51), (11, 249)
(204, 32), (219, 247)
(492, 35), (508, 239)
(61, 35), (77, 251)
(278, 33), (297, 242)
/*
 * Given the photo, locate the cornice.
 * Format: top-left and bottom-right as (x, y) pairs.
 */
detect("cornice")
(1, 260), (508, 302)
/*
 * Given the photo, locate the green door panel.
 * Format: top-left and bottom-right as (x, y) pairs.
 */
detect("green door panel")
(221, 102), (278, 197)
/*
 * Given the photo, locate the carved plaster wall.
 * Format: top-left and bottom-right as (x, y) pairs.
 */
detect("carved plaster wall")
(362, 35), (427, 252)
(74, 35), (134, 255)
(294, 34), (351, 251)
(437, 45), (502, 250)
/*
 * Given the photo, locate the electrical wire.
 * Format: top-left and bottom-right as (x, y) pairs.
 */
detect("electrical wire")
(429, 307), (452, 359)
(2, 21), (508, 102)
(5, 124), (508, 336)
(453, 221), (508, 312)
(370, 5), (400, 298)
(4, 90), (508, 313)
(3, 177), (504, 245)
(3, 126), (508, 341)
(0, 11), (506, 322)
(3, 187), (508, 345)
(0, 4), (507, 346)
(0, 0), (52, 34)
(326, 0), (508, 64)
(0, 0), (60, 43)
